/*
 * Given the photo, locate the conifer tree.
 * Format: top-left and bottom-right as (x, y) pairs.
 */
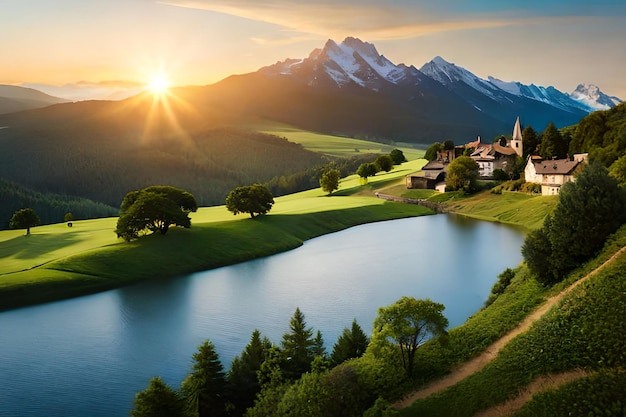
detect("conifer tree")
(181, 339), (227, 417)
(130, 377), (186, 417)
(228, 329), (272, 416)
(330, 319), (370, 366)
(281, 307), (316, 379)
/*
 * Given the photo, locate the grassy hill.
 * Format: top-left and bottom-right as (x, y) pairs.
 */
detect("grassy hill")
(0, 160), (431, 310)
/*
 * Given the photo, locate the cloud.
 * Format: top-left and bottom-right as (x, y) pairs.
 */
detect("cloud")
(159, 0), (532, 41)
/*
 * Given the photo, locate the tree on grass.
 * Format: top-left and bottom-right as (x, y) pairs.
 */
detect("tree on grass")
(9, 208), (40, 235)
(319, 169), (341, 195)
(181, 340), (227, 417)
(389, 149), (407, 165)
(446, 155), (479, 192)
(115, 186), (197, 241)
(375, 155), (394, 173)
(373, 297), (448, 378)
(130, 377), (186, 417)
(356, 163), (378, 183)
(225, 184), (274, 218)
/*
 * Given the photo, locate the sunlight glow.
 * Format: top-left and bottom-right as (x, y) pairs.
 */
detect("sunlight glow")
(147, 73), (170, 94)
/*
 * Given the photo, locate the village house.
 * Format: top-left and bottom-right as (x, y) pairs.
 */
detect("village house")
(467, 116), (524, 177)
(524, 153), (588, 195)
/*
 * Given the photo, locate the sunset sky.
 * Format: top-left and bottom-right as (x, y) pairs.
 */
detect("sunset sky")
(2, 0), (625, 100)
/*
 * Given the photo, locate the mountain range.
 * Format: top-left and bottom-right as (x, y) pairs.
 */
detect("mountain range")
(0, 85), (69, 114)
(1, 37), (621, 143)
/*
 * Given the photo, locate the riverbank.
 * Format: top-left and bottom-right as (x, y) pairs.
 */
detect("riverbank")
(0, 190), (433, 311)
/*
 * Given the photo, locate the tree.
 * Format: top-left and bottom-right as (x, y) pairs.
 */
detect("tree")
(319, 169), (341, 195)
(522, 125), (539, 158)
(539, 122), (567, 159)
(63, 212), (74, 223)
(330, 319), (370, 366)
(522, 161), (626, 285)
(9, 208), (40, 235)
(115, 186), (197, 241)
(228, 329), (273, 416)
(225, 184), (274, 218)
(389, 149), (407, 165)
(356, 163), (378, 183)
(181, 339), (227, 417)
(375, 155), (394, 173)
(446, 155), (479, 192)
(130, 377), (187, 417)
(424, 142), (443, 161)
(373, 297), (448, 378)
(281, 307), (316, 379)
(609, 154), (626, 186)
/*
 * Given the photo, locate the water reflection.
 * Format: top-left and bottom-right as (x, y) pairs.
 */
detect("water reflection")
(0, 215), (525, 417)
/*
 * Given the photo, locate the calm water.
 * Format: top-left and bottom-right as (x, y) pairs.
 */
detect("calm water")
(0, 214), (524, 417)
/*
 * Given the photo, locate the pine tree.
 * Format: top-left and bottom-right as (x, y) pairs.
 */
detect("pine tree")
(181, 339), (227, 417)
(130, 377), (186, 417)
(228, 330), (272, 416)
(522, 125), (539, 158)
(330, 319), (370, 366)
(281, 307), (315, 379)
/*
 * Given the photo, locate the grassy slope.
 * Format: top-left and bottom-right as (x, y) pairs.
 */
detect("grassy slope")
(0, 160), (430, 310)
(399, 224), (626, 416)
(262, 127), (425, 160)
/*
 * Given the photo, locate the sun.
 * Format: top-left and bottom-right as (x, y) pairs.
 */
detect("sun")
(147, 73), (170, 94)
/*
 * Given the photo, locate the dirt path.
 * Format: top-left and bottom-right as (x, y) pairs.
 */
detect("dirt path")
(473, 369), (590, 417)
(393, 246), (626, 409)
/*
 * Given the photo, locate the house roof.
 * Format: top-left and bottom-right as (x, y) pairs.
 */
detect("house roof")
(533, 159), (580, 175)
(422, 160), (445, 170)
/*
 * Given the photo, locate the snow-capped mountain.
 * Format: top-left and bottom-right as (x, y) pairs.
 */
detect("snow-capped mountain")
(419, 56), (606, 117)
(261, 37), (430, 90)
(569, 83), (622, 110)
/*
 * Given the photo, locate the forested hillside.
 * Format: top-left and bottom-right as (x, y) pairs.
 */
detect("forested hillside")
(0, 178), (117, 229)
(0, 98), (333, 208)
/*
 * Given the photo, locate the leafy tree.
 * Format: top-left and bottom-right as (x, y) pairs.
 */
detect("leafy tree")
(330, 319), (370, 366)
(225, 184), (274, 218)
(63, 212), (74, 223)
(609, 154), (626, 186)
(356, 163), (378, 182)
(319, 169), (341, 195)
(522, 125), (539, 158)
(281, 307), (316, 379)
(442, 139), (455, 150)
(389, 149), (407, 165)
(181, 340), (227, 417)
(424, 142), (442, 161)
(247, 347), (289, 417)
(522, 161), (626, 285)
(130, 376), (187, 417)
(228, 330), (273, 416)
(115, 186), (197, 241)
(373, 297), (448, 378)
(9, 208), (40, 235)
(446, 155), (479, 192)
(375, 155), (394, 173)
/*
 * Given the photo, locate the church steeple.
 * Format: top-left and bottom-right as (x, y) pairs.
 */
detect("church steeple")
(511, 116), (523, 157)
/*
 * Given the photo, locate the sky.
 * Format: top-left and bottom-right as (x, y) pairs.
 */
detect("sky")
(2, 0), (625, 100)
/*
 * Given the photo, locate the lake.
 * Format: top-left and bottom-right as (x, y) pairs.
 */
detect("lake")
(0, 214), (525, 417)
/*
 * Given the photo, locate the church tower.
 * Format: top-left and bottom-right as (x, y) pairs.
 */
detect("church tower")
(511, 116), (523, 157)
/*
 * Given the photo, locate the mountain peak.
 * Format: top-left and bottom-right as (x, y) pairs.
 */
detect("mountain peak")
(569, 83), (622, 110)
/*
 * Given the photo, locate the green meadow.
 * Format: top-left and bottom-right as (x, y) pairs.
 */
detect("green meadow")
(0, 160), (431, 310)
(262, 127), (425, 159)
(0, 154), (559, 311)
